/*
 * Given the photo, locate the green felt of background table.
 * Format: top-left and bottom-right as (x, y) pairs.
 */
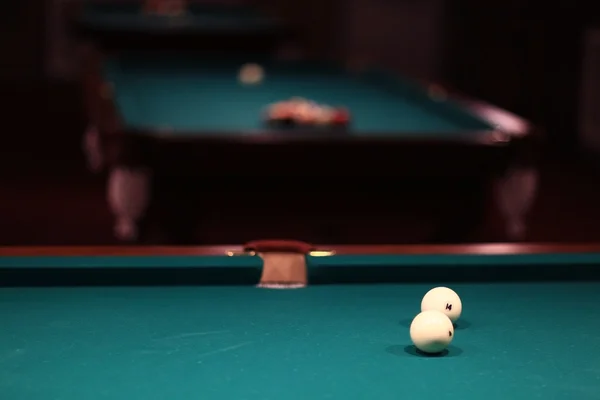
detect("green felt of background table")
(79, 2), (282, 34)
(103, 55), (493, 135)
(1, 283), (599, 400)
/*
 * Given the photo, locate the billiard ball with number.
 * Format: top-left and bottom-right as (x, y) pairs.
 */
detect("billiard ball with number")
(421, 286), (462, 323)
(409, 310), (454, 354)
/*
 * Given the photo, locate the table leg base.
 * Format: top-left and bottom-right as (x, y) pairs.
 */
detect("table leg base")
(114, 218), (138, 242)
(257, 283), (307, 290)
(107, 167), (151, 242)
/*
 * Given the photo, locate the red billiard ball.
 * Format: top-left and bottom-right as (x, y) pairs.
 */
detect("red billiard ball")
(331, 108), (350, 126)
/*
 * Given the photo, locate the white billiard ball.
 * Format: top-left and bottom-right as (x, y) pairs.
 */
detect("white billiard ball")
(421, 286), (462, 323)
(409, 310), (454, 354)
(239, 63), (264, 85)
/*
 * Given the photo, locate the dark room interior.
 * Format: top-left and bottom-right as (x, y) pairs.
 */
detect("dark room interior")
(2, 0), (600, 244)
(2, 3), (600, 398)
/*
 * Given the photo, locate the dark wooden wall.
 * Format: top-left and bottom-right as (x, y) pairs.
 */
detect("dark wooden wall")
(256, 0), (343, 60)
(443, 0), (600, 150)
(2, 1), (600, 245)
(0, 0), (45, 82)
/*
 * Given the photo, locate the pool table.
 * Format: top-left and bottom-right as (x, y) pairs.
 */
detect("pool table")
(82, 52), (539, 244)
(71, 1), (288, 53)
(1, 242), (600, 400)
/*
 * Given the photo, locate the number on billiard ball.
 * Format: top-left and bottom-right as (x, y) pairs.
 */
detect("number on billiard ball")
(409, 310), (455, 354)
(421, 286), (462, 323)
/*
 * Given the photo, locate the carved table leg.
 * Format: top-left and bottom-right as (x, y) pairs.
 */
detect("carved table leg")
(107, 167), (151, 241)
(495, 167), (538, 240)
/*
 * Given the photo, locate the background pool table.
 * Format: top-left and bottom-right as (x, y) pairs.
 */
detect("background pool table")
(101, 55), (497, 135)
(81, 52), (538, 245)
(1, 244), (600, 400)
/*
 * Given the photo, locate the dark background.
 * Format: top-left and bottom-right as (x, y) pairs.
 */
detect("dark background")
(2, 0), (600, 245)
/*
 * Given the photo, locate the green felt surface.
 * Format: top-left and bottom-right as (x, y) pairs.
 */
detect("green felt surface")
(1, 283), (599, 400)
(104, 55), (494, 135)
(79, 3), (281, 33)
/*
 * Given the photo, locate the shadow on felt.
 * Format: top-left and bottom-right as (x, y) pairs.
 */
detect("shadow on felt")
(385, 344), (463, 358)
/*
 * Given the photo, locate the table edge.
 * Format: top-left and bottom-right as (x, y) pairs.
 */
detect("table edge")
(2, 243), (600, 256)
